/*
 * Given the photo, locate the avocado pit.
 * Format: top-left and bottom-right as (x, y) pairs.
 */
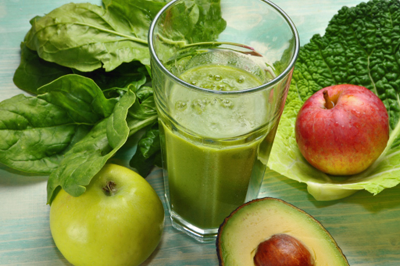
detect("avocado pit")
(254, 234), (314, 266)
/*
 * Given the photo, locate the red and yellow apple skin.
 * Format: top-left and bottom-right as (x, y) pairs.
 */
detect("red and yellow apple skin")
(295, 84), (389, 176)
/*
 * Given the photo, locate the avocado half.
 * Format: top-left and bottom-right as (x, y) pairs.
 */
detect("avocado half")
(216, 197), (349, 266)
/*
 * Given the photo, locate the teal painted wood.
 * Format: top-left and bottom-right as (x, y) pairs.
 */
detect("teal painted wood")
(1, 0), (399, 265)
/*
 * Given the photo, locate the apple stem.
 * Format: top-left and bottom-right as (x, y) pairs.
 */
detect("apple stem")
(323, 90), (335, 109)
(103, 181), (117, 196)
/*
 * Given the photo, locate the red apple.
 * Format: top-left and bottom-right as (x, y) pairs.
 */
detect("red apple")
(295, 84), (389, 176)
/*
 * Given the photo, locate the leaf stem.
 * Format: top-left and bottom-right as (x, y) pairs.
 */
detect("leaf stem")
(127, 115), (158, 137)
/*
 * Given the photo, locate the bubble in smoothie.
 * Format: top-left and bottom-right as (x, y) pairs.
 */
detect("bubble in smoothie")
(217, 84), (226, 90)
(179, 65), (262, 92)
(175, 100), (188, 111)
(191, 99), (207, 114)
(220, 99), (234, 108)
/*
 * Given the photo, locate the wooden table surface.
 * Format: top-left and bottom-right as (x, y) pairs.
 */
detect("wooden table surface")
(1, 0), (400, 265)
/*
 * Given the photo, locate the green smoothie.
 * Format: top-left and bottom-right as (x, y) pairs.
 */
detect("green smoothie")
(160, 64), (274, 230)
(179, 64), (262, 91)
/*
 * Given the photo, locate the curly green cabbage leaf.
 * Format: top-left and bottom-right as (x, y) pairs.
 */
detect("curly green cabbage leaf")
(268, 0), (400, 201)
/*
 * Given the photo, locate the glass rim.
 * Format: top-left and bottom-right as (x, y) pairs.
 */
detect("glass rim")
(148, 0), (300, 95)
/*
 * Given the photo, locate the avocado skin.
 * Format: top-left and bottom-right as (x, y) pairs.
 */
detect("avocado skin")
(216, 197), (349, 266)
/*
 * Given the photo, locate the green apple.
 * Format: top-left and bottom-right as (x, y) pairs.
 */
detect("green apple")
(50, 164), (165, 266)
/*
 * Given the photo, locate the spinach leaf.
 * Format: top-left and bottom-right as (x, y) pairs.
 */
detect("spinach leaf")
(268, 0), (400, 201)
(126, 114), (158, 139)
(13, 42), (72, 95)
(45, 79), (159, 204)
(38, 74), (118, 122)
(24, 2), (158, 72)
(127, 84), (160, 176)
(137, 128), (161, 159)
(73, 61), (149, 93)
(154, 0), (227, 62)
(130, 125), (161, 177)
(0, 98), (82, 174)
(47, 89), (136, 204)
(126, 84), (158, 138)
(161, 0), (226, 43)
(128, 86), (157, 120)
(135, 85), (154, 101)
(94, 73), (150, 101)
(7, 0), (227, 201)
(12, 43), (149, 97)
(0, 74), (118, 174)
(102, 0), (167, 40)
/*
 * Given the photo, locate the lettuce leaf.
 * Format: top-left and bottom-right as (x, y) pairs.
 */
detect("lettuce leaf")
(268, 0), (400, 201)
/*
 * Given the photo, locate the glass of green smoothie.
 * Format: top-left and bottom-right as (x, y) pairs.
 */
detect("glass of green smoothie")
(149, 0), (299, 242)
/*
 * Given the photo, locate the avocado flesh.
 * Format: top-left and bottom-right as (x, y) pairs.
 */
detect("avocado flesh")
(217, 197), (349, 266)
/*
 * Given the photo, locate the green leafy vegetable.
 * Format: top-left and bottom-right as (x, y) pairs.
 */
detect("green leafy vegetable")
(130, 124), (161, 177)
(103, 0), (167, 40)
(125, 79), (159, 138)
(44, 79), (158, 204)
(24, 1), (163, 72)
(38, 74), (118, 121)
(13, 42), (72, 95)
(3, 0), (227, 204)
(73, 61), (149, 93)
(126, 79), (160, 175)
(0, 94), (84, 174)
(161, 0), (226, 43)
(152, 0), (227, 63)
(13, 43), (150, 97)
(128, 85), (158, 120)
(0, 75), (117, 174)
(46, 89), (136, 203)
(268, 0), (400, 201)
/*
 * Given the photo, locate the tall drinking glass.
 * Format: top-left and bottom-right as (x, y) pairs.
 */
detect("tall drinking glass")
(149, 0), (299, 242)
